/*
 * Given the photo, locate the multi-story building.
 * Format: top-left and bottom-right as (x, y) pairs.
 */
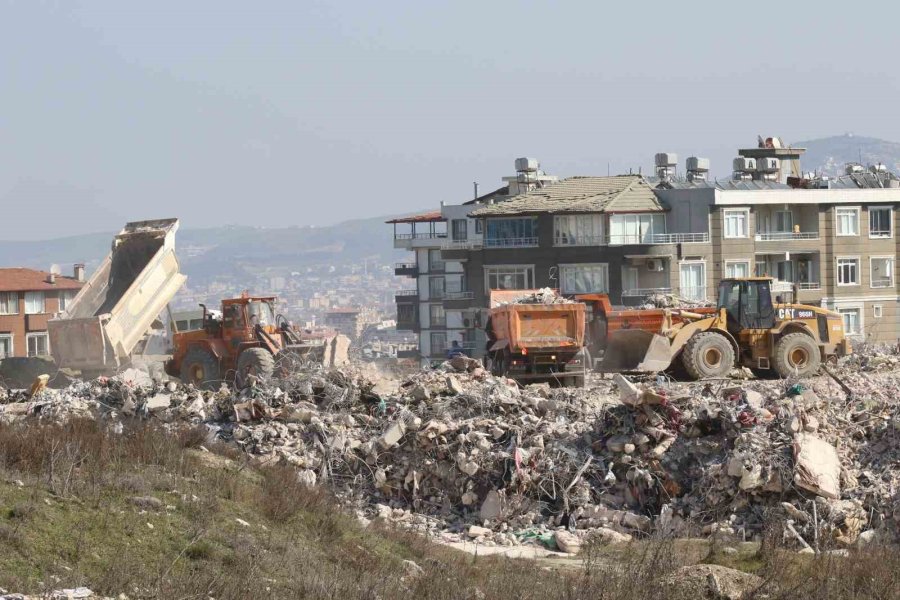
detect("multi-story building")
(389, 159), (558, 366)
(0, 265), (85, 359)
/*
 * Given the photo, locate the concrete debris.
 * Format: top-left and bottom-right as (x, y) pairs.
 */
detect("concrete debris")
(660, 564), (763, 600)
(553, 530), (582, 554)
(3, 349), (900, 552)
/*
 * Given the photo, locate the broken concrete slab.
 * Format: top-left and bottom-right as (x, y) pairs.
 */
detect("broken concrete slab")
(794, 433), (841, 500)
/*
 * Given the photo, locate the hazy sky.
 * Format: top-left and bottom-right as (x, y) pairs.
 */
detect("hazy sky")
(3, 1), (900, 239)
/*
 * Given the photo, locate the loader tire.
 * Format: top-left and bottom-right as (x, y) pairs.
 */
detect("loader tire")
(237, 348), (275, 385)
(682, 332), (735, 380)
(773, 333), (821, 379)
(181, 347), (221, 391)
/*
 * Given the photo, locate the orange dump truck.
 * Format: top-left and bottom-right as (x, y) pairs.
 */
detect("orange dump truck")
(485, 290), (588, 386)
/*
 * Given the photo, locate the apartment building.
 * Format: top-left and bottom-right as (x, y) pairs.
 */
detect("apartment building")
(389, 159), (557, 365)
(0, 266), (85, 359)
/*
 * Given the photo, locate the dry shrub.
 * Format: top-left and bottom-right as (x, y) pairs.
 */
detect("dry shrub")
(258, 465), (331, 522)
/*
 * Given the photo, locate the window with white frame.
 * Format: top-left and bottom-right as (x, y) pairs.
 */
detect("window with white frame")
(870, 256), (894, 288)
(430, 331), (447, 356)
(429, 304), (446, 327)
(484, 265), (535, 292)
(838, 307), (861, 336)
(837, 258), (859, 286)
(0, 292), (17, 315)
(836, 207), (860, 236)
(874, 305), (883, 319)
(608, 213), (665, 245)
(723, 209), (749, 239)
(26, 333), (49, 357)
(725, 260), (751, 279)
(869, 207), (892, 238)
(58, 290), (76, 312)
(554, 214), (604, 246)
(0, 334), (12, 359)
(428, 276), (445, 299)
(428, 249), (445, 271)
(679, 262), (707, 301)
(24, 292), (45, 314)
(559, 264), (609, 294)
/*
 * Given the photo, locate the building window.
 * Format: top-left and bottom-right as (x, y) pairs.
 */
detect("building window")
(430, 331), (447, 356)
(869, 207), (892, 238)
(428, 276), (445, 300)
(776, 261), (793, 283)
(428, 249), (445, 272)
(559, 264), (609, 295)
(870, 256), (894, 288)
(554, 214), (605, 246)
(397, 304), (416, 323)
(0, 334), (12, 359)
(874, 305), (883, 319)
(725, 260), (751, 279)
(429, 304), (446, 327)
(836, 207), (860, 236)
(838, 308), (861, 336)
(58, 290), (76, 312)
(837, 258), (859, 286)
(24, 292), (45, 315)
(475, 220), (483, 234)
(451, 219), (468, 241)
(608, 213), (665, 245)
(723, 209), (749, 239)
(0, 292), (17, 315)
(26, 333), (50, 357)
(484, 217), (539, 247)
(679, 262), (706, 301)
(774, 210), (793, 233)
(484, 265), (535, 292)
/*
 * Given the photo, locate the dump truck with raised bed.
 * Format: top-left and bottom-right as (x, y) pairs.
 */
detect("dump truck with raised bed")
(578, 277), (851, 379)
(165, 294), (349, 390)
(484, 290), (589, 386)
(48, 219), (187, 377)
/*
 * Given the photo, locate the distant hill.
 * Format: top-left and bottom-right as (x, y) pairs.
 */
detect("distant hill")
(0, 214), (414, 283)
(796, 134), (900, 177)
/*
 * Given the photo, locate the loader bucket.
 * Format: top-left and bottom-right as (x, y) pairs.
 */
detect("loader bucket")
(598, 329), (673, 373)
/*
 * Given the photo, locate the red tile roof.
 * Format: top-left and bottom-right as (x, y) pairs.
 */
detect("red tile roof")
(385, 211), (445, 224)
(0, 268), (85, 292)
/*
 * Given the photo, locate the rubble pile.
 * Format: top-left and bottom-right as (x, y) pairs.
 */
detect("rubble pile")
(638, 292), (714, 309)
(2, 357), (900, 554)
(504, 288), (575, 305)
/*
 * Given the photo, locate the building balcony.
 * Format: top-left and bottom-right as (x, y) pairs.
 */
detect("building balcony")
(394, 262), (418, 277)
(755, 232), (819, 242)
(393, 232), (448, 249)
(606, 232), (709, 246)
(441, 239), (482, 260)
(483, 237), (539, 249)
(798, 282), (821, 291)
(443, 290), (475, 309)
(395, 290), (419, 303)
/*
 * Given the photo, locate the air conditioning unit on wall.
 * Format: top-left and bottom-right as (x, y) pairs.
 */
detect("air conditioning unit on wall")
(647, 259), (664, 272)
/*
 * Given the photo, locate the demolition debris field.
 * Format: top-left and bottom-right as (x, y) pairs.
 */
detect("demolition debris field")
(2, 351), (900, 598)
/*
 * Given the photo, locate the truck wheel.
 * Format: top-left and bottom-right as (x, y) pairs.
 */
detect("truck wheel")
(237, 348), (275, 385)
(773, 333), (821, 378)
(682, 332), (735, 380)
(181, 347), (221, 390)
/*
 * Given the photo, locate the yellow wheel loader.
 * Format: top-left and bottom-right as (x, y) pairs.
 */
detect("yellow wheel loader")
(594, 277), (851, 379)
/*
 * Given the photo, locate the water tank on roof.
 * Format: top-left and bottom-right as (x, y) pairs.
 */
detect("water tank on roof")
(655, 153), (678, 168)
(757, 157), (780, 173)
(870, 163), (888, 173)
(845, 163), (865, 175)
(515, 157), (539, 172)
(733, 157), (756, 172)
(686, 157), (710, 172)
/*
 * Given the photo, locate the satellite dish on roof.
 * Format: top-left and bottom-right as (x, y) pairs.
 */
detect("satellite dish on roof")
(50, 264), (61, 275)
